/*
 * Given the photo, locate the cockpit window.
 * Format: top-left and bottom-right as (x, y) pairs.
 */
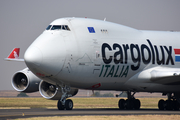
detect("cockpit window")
(51, 25), (62, 30)
(46, 25), (70, 31)
(62, 25), (66, 30)
(64, 25), (70, 31)
(46, 25), (52, 30)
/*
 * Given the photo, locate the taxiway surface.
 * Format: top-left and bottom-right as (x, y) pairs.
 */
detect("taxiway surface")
(1, 108), (180, 119)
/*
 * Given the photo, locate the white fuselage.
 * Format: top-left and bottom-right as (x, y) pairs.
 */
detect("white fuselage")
(24, 18), (180, 93)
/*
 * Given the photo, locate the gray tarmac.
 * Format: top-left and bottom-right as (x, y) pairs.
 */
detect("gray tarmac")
(0, 108), (180, 119)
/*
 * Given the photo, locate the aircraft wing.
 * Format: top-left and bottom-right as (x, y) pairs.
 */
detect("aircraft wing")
(150, 68), (180, 85)
(4, 48), (24, 62)
(126, 67), (180, 87)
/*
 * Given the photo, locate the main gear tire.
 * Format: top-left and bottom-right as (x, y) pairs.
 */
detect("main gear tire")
(57, 100), (65, 110)
(134, 99), (141, 110)
(65, 99), (73, 110)
(118, 99), (125, 109)
(158, 99), (165, 110)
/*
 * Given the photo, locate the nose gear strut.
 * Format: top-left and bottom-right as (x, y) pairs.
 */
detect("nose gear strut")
(57, 85), (73, 110)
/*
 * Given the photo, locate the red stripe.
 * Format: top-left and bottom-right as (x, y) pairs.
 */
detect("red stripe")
(174, 49), (180, 54)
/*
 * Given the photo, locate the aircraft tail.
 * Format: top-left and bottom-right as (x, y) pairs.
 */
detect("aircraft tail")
(5, 48), (24, 62)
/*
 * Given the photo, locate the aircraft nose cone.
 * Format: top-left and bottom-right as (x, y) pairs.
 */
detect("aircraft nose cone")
(24, 46), (42, 67)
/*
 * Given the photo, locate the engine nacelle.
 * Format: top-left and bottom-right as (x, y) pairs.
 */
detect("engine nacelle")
(12, 68), (41, 93)
(39, 80), (78, 100)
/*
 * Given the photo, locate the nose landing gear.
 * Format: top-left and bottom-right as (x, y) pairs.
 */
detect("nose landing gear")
(57, 85), (74, 110)
(57, 99), (73, 110)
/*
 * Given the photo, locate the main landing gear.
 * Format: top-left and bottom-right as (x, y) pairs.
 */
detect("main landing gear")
(158, 93), (180, 110)
(118, 91), (141, 110)
(57, 85), (74, 110)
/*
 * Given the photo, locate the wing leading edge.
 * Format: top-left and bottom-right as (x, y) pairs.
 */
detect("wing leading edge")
(150, 68), (180, 85)
(127, 67), (180, 86)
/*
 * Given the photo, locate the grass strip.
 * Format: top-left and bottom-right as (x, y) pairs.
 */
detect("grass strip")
(0, 97), (164, 109)
(15, 115), (180, 120)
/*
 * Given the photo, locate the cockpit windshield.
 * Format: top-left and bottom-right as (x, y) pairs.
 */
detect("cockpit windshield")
(46, 25), (70, 31)
(51, 25), (61, 30)
(46, 25), (52, 30)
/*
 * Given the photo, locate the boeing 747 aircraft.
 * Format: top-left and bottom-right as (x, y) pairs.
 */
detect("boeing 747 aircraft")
(5, 17), (180, 110)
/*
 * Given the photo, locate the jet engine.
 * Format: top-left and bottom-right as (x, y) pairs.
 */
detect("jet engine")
(12, 68), (41, 93)
(39, 80), (78, 100)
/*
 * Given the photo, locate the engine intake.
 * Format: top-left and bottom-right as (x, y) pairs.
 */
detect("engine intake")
(39, 80), (78, 100)
(12, 68), (41, 93)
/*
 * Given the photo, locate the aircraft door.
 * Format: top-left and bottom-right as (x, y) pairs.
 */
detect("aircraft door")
(92, 39), (101, 75)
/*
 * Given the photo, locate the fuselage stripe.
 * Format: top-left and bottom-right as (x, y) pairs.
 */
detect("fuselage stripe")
(174, 49), (180, 54)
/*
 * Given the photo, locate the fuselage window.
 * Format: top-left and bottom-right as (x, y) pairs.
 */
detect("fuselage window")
(46, 25), (52, 30)
(51, 25), (62, 30)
